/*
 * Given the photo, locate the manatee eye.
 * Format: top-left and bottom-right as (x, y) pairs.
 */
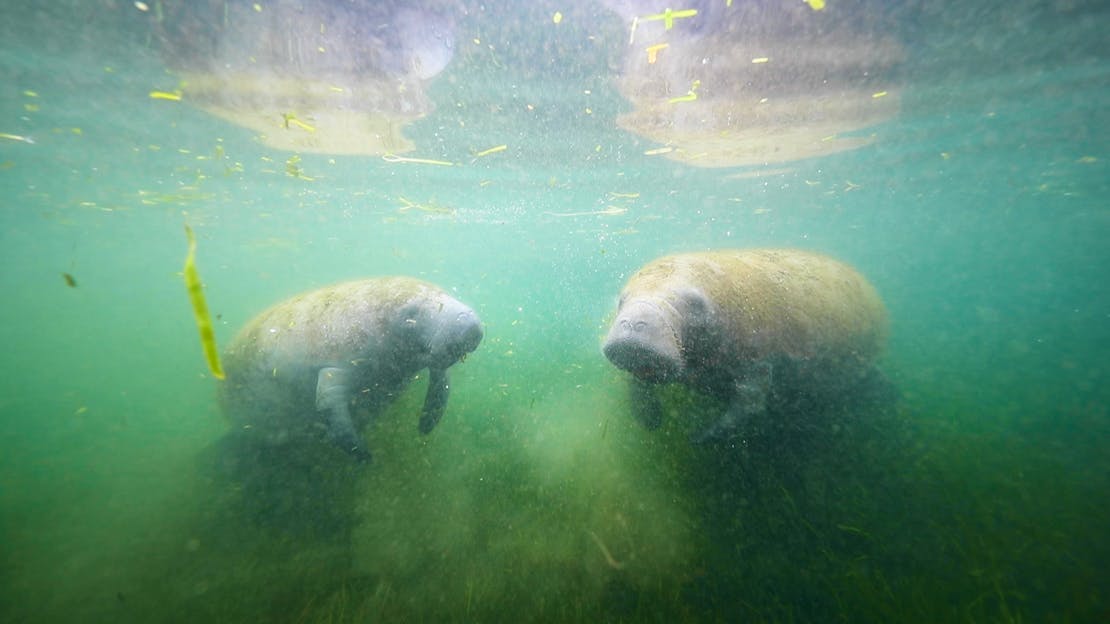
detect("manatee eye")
(681, 289), (710, 314)
(397, 303), (424, 330)
(677, 288), (714, 328)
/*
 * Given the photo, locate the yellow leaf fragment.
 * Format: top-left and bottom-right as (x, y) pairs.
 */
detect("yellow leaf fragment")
(473, 144), (508, 158)
(282, 113), (316, 132)
(149, 90), (182, 101)
(641, 8), (697, 30)
(0, 133), (34, 144)
(183, 225), (225, 380)
(646, 43), (669, 64)
(668, 80), (701, 104)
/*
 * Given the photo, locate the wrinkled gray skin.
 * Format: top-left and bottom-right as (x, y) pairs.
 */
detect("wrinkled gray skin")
(220, 278), (483, 463)
(602, 287), (771, 443)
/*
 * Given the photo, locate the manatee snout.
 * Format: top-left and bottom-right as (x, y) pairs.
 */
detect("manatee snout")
(603, 300), (683, 382)
(449, 309), (484, 359)
(430, 306), (484, 367)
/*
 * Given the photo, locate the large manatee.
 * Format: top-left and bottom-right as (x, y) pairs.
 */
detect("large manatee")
(220, 277), (483, 463)
(603, 249), (887, 442)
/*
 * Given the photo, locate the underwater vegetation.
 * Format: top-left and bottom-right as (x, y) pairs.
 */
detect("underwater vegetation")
(70, 353), (1100, 623)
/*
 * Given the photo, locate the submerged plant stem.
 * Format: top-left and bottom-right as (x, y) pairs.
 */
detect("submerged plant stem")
(586, 529), (626, 570)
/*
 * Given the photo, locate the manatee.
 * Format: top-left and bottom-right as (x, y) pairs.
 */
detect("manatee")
(219, 277), (483, 463)
(602, 249), (887, 442)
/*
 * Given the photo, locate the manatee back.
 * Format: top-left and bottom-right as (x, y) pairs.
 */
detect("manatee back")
(627, 249), (887, 365)
(218, 277), (444, 427)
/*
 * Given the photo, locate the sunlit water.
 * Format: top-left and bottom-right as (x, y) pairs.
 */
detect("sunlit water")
(1, 1), (1107, 622)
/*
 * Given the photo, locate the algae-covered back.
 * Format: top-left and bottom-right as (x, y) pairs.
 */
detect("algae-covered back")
(624, 248), (888, 363)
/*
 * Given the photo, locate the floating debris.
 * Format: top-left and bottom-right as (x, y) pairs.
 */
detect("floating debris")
(472, 144), (507, 158)
(640, 7), (697, 30)
(542, 206), (627, 218)
(646, 43), (669, 64)
(282, 112), (316, 132)
(0, 133), (34, 144)
(586, 529), (626, 570)
(149, 90), (182, 101)
(183, 225), (225, 380)
(285, 155), (314, 180)
(668, 80), (700, 104)
(62, 272), (77, 288)
(397, 196), (456, 215)
(382, 153), (454, 166)
(138, 188), (214, 206)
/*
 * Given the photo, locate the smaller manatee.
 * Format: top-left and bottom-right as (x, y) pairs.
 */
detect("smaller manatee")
(220, 278), (483, 463)
(603, 249), (887, 442)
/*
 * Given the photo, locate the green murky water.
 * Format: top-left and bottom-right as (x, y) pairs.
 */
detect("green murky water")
(1, 1), (1106, 622)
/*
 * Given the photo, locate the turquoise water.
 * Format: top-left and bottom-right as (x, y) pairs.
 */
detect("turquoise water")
(1, 1), (1107, 622)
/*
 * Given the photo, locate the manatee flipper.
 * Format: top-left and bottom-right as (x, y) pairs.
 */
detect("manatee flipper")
(692, 362), (773, 443)
(316, 366), (371, 463)
(630, 377), (664, 430)
(419, 367), (450, 434)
